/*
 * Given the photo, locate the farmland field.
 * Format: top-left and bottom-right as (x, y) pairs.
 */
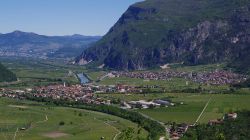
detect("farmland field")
(0, 98), (148, 140)
(0, 57), (87, 89)
(98, 75), (230, 93)
(98, 92), (250, 124)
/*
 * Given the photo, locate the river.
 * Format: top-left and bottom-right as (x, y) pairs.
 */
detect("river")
(77, 73), (90, 84)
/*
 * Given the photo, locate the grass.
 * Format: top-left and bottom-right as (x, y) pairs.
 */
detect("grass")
(1, 57), (249, 131)
(0, 97), (148, 140)
(99, 76), (230, 93)
(170, 63), (226, 72)
(84, 71), (106, 81)
(97, 63), (233, 92)
(0, 57), (87, 89)
(97, 92), (250, 124)
(100, 77), (199, 89)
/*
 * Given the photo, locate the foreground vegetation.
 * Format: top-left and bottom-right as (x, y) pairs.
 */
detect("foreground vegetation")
(0, 57), (86, 89)
(0, 62), (17, 82)
(1, 57), (249, 139)
(182, 111), (250, 140)
(98, 92), (250, 124)
(25, 95), (165, 140)
(0, 97), (148, 140)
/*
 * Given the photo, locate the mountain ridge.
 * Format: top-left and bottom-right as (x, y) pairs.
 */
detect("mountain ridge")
(76, 0), (250, 72)
(0, 31), (101, 59)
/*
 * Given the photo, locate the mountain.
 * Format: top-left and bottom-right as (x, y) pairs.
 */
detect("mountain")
(0, 31), (101, 59)
(76, 0), (250, 71)
(0, 63), (17, 82)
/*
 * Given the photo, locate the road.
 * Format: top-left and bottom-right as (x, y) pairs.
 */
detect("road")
(193, 97), (212, 125)
(13, 128), (19, 140)
(13, 114), (48, 140)
(139, 113), (168, 140)
(104, 121), (121, 140)
(36, 115), (48, 124)
(94, 117), (121, 140)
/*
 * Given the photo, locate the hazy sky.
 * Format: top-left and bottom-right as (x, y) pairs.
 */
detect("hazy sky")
(0, 0), (143, 36)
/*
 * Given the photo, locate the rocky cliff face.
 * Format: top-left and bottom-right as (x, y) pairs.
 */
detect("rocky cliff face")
(76, 0), (250, 71)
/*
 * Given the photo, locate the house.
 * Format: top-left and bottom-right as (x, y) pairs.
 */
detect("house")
(153, 99), (171, 106)
(224, 113), (237, 120)
(171, 132), (180, 140)
(171, 136), (180, 140)
(208, 119), (223, 125)
(26, 88), (32, 92)
(128, 100), (160, 109)
(20, 128), (26, 131)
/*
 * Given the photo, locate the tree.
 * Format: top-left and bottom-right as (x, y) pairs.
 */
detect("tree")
(216, 133), (225, 140)
(79, 112), (83, 116)
(59, 121), (65, 126)
(119, 127), (135, 140)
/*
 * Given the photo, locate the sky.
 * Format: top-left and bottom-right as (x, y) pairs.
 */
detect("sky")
(0, 0), (143, 36)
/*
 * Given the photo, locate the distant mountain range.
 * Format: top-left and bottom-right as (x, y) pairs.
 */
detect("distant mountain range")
(0, 31), (101, 59)
(76, 0), (250, 73)
(0, 63), (16, 82)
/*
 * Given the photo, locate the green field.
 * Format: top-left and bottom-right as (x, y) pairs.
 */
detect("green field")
(98, 92), (250, 124)
(170, 63), (226, 72)
(1, 57), (250, 139)
(0, 98), (148, 140)
(99, 76), (230, 92)
(0, 57), (233, 93)
(85, 71), (106, 82)
(0, 57), (88, 89)
(99, 77), (199, 89)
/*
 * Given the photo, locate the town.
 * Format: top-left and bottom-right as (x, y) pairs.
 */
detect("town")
(0, 68), (248, 140)
(0, 69), (248, 109)
(110, 70), (247, 85)
(0, 73), (245, 140)
(0, 83), (176, 109)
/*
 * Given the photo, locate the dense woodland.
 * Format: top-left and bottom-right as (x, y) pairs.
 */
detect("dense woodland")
(233, 78), (250, 88)
(182, 111), (250, 140)
(0, 63), (17, 82)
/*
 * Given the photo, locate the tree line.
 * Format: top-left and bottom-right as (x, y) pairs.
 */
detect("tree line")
(25, 95), (166, 140)
(182, 111), (250, 140)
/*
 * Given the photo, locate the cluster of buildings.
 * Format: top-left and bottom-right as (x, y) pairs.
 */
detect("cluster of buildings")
(169, 112), (238, 140)
(121, 99), (174, 109)
(85, 84), (142, 94)
(111, 70), (247, 85)
(0, 84), (144, 105)
(33, 84), (94, 103)
(169, 123), (189, 140)
(208, 112), (238, 125)
(190, 71), (246, 85)
(0, 88), (27, 99)
(0, 85), (103, 104)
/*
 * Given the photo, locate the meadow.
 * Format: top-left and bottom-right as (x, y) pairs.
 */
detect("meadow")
(97, 92), (250, 124)
(1, 57), (249, 138)
(0, 97), (148, 140)
(0, 57), (230, 93)
(0, 57), (87, 89)
(97, 63), (231, 92)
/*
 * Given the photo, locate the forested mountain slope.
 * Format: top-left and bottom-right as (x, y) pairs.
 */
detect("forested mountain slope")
(76, 0), (250, 71)
(0, 63), (17, 82)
